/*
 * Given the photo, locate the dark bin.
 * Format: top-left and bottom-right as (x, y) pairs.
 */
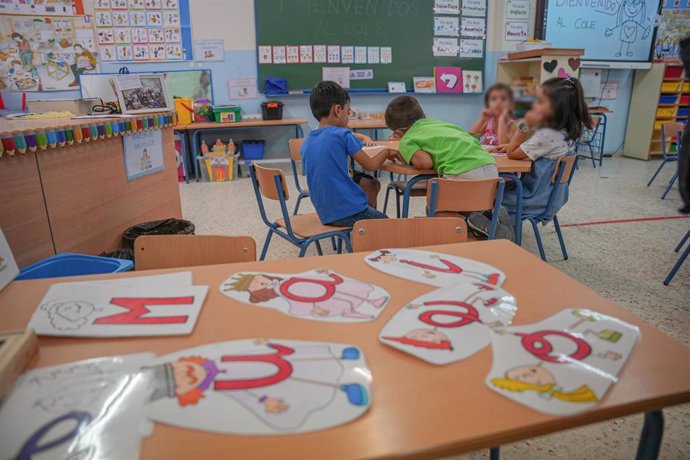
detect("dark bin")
(261, 101), (284, 120)
(123, 218), (195, 249)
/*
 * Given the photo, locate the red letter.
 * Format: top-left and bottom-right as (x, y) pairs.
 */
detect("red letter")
(93, 297), (193, 325)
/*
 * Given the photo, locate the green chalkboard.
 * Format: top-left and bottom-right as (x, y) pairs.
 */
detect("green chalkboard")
(255, 0), (486, 92)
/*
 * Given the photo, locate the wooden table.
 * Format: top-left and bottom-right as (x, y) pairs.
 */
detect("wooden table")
(348, 119), (388, 140)
(2, 241), (689, 459)
(374, 141), (533, 243)
(175, 119), (309, 182)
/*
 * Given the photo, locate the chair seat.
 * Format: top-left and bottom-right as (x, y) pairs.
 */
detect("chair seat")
(390, 180), (428, 196)
(277, 213), (350, 238)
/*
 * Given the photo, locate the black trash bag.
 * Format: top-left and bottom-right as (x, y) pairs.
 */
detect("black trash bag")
(99, 248), (135, 262)
(123, 218), (195, 249)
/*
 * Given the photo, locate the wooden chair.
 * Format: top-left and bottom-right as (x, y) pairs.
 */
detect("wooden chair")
(426, 178), (505, 239)
(288, 138), (310, 215)
(135, 235), (256, 270)
(351, 217), (466, 252)
(249, 163), (352, 260)
(383, 174), (428, 218)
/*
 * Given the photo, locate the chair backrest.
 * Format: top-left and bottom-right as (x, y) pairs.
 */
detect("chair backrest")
(426, 178), (503, 214)
(252, 162), (290, 201)
(135, 235), (256, 270)
(288, 138), (304, 162)
(551, 155), (577, 184)
(661, 122), (685, 158)
(351, 217), (467, 252)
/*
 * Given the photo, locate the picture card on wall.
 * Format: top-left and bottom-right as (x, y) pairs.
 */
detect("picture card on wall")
(463, 70), (483, 93)
(413, 77), (436, 93)
(433, 0), (460, 14)
(299, 45), (313, 63)
(432, 38), (458, 57)
(506, 0), (530, 20)
(435, 66), (463, 93)
(365, 248), (505, 287)
(379, 282), (517, 365)
(100, 45), (117, 61)
(505, 21), (529, 42)
(116, 45), (133, 61)
(341, 46), (354, 64)
(459, 39), (484, 58)
(354, 46), (367, 63)
(367, 46), (380, 64)
(461, 17), (487, 37)
(0, 353), (155, 460)
(272, 45), (286, 64)
(321, 67), (350, 87)
(286, 45), (300, 64)
(486, 308), (640, 415)
(434, 16), (459, 36)
(194, 39), (224, 62)
(314, 45), (327, 63)
(380, 46), (393, 64)
(145, 339), (372, 434)
(462, 0), (487, 17)
(221, 269), (389, 322)
(327, 45), (341, 63)
(0, 229), (19, 293)
(258, 45), (272, 64)
(28, 283), (209, 337)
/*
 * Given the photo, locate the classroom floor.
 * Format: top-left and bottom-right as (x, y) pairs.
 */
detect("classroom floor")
(179, 156), (690, 460)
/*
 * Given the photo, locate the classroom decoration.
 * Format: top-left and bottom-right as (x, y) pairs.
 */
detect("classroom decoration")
(0, 228), (19, 292)
(0, 353), (154, 459)
(486, 308), (640, 415)
(93, 0), (192, 62)
(379, 282), (517, 365)
(435, 66), (463, 93)
(255, 0), (485, 92)
(193, 39), (224, 62)
(540, 0), (662, 62)
(364, 249), (506, 288)
(123, 129), (164, 180)
(0, 0), (83, 16)
(198, 139), (236, 182)
(145, 339), (372, 435)
(654, 0), (690, 59)
(221, 270), (390, 322)
(28, 272), (208, 337)
(0, 16), (98, 91)
(113, 74), (171, 114)
(0, 112), (175, 158)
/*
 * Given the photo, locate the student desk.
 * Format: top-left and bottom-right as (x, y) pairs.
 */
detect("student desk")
(374, 141), (532, 243)
(1, 240), (689, 459)
(348, 118), (388, 140)
(177, 119), (308, 182)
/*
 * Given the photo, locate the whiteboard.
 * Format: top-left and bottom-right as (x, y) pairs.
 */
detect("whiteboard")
(542, 0), (662, 62)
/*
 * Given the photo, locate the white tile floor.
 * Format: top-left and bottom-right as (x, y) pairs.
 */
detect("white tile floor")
(180, 156), (690, 460)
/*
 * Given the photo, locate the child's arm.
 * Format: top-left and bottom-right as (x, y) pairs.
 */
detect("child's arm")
(353, 132), (375, 146)
(408, 150), (434, 169)
(497, 111), (516, 144)
(500, 111), (542, 160)
(352, 148), (399, 171)
(468, 108), (493, 135)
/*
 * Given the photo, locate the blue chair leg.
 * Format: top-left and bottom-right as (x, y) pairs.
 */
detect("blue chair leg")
(298, 240), (313, 258)
(331, 237), (337, 251)
(293, 195), (304, 215)
(315, 240), (323, 256)
(588, 144), (596, 167)
(395, 191), (401, 218)
(337, 237), (343, 254)
(383, 186), (392, 215)
(665, 231), (690, 285)
(530, 219), (547, 262)
(675, 230), (690, 252)
(661, 171), (679, 199)
(260, 229), (274, 261)
(647, 160), (667, 187)
(553, 215), (568, 260)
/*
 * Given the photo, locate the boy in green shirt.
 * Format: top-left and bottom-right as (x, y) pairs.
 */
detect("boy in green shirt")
(384, 95), (497, 179)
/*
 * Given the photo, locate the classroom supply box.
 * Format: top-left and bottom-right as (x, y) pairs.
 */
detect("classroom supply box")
(16, 253), (133, 280)
(213, 105), (242, 123)
(261, 101), (284, 120)
(241, 140), (266, 162)
(174, 97), (194, 125)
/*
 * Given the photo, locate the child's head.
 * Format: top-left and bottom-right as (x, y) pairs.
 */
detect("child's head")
(384, 95), (425, 137)
(309, 81), (351, 126)
(484, 83), (514, 114)
(533, 77), (592, 142)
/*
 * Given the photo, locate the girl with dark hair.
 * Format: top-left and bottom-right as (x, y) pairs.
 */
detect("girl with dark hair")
(469, 83), (516, 145)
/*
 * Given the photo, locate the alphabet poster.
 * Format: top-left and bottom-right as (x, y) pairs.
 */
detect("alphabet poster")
(221, 270), (390, 322)
(364, 249), (506, 288)
(145, 339), (372, 434)
(28, 273), (208, 337)
(486, 308), (640, 415)
(380, 281), (517, 365)
(0, 353), (154, 459)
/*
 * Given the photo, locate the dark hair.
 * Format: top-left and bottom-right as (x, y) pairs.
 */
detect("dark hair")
(385, 95), (425, 131)
(309, 81), (350, 120)
(541, 77), (592, 142)
(11, 33), (23, 40)
(484, 83), (514, 107)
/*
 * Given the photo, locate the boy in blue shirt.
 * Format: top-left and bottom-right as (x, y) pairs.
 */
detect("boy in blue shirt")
(302, 81), (396, 226)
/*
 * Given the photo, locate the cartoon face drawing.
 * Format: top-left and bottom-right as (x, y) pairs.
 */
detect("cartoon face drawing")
(40, 301), (98, 330)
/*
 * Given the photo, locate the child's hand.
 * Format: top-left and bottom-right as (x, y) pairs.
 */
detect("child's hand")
(523, 110), (543, 128)
(489, 144), (508, 153)
(499, 108), (511, 121)
(360, 135), (376, 146)
(481, 108), (494, 120)
(387, 150), (405, 164)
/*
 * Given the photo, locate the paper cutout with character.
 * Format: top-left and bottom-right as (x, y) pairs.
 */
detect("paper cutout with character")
(365, 248), (506, 288)
(0, 228), (19, 293)
(145, 339), (372, 434)
(486, 308), (640, 415)
(379, 281), (517, 365)
(0, 353), (154, 460)
(220, 270), (390, 322)
(28, 280), (208, 337)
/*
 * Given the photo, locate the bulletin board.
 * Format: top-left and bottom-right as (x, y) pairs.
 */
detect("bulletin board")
(653, 0), (690, 60)
(255, 0), (487, 93)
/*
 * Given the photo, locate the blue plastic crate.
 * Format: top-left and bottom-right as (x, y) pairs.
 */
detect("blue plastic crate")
(241, 140), (266, 163)
(659, 95), (677, 104)
(16, 253), (133, 280)
(677, 107), (689, 118)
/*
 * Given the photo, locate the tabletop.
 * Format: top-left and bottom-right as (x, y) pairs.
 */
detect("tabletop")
(348, 119), (388, 130)
(2, 241), (690, 459)
(177, 119), (309, 130)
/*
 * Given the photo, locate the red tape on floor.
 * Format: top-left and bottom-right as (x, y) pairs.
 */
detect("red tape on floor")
(561, 215), (690, 228)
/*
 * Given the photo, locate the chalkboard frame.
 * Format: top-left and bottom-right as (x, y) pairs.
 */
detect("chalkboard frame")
(253, 0), (488, 94)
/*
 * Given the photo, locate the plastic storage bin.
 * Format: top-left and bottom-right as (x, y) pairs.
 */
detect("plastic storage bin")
(16, 253), (133, 280)
(656, 107), (676, 118)
(213, 105), (242, 123)
(678, 107), (689, 118)
(654, 120), (665, 131)
(659, 94), (677, 104)
(241, 140), (266, 162)
(261, 101), (284, 120)
(661, 82), (681, 92)
(664, 66), (684, 79)
(680, 95), (689, 105)
(682, 82), (690, 92)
